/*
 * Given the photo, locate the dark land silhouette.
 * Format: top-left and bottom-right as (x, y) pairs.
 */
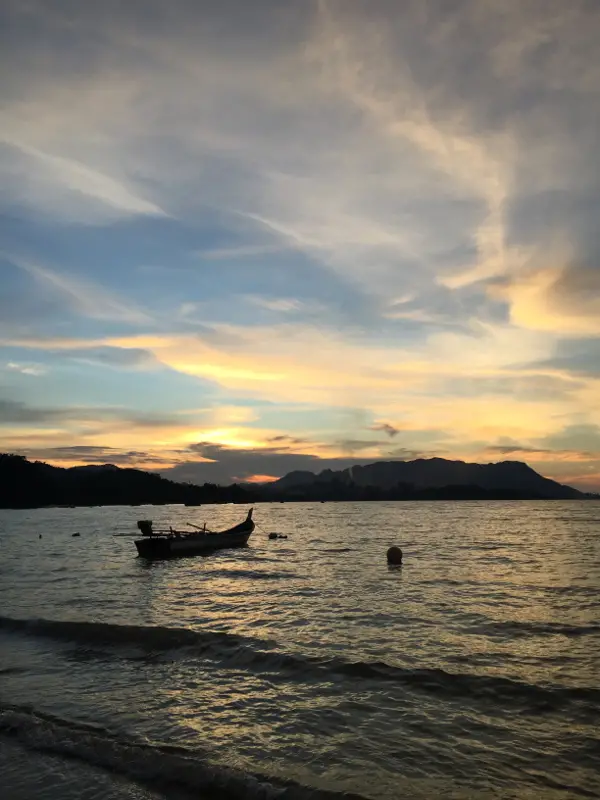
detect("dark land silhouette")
(270, 458), (584, 499)
(0, 454), (247, 509)
(0, 453), (586, 509)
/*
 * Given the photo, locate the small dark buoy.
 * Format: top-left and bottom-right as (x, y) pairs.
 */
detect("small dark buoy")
(39, 534), (42, 539)
(269, 532), (278, 540)
(72, 532), (80, 537)
(387, 546), (403, 565)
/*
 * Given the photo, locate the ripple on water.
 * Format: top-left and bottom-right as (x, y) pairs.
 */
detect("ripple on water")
(0, 500), (599, 800)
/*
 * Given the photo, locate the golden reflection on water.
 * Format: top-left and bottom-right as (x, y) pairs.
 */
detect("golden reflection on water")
(4, 501), (595, 799)
(127, 502), (600, 686)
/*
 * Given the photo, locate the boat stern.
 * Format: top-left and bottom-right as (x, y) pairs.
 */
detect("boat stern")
(134, 537), (172, 559)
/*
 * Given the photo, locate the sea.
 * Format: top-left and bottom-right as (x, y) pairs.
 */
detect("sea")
(0, 501), (599, 800)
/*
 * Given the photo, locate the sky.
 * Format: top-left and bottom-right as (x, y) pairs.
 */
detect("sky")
(1, 0), (600, 491)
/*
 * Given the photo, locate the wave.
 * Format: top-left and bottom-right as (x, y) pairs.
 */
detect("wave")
(0, 614), (268, 655)
(206, 568), (297, 580)
(468, 619), (600, 639)
(0, 702), (369, 800)
(0, 666), (27, 676)
(1, 615), (598, 713)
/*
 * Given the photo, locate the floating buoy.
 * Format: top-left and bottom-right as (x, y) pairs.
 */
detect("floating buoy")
(269, 532), (278, 540)
(387, 546), (403, 565)
(72, 532), (80, 537)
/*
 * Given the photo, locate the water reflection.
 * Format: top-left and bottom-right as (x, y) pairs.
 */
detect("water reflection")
(1, 501), (599, 800)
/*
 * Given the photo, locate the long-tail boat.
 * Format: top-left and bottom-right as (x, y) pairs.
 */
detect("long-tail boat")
(134, 509), (254, 559)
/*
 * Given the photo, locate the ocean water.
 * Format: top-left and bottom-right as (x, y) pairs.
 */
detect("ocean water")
(0, 501), (599, 800)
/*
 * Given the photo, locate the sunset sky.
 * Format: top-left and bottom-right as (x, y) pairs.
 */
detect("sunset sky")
(1, 0), (600, 490)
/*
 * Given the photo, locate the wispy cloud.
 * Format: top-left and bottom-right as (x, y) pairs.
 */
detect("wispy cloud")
(0, 397), (180, 429)
(195, 243), (287, 260)
(5, 361), (46, 376)
(5, 320), (587, 437)
(489, 263), (600, 336)
(1, 0), (600, 488)
(11, 258), (151, 324)
(17, 445), (176, 469)
(245, 296), (304, 313)
(0, 140), (166, 225)
(2, 0), (597, 310)
(57, 346), (159, 371)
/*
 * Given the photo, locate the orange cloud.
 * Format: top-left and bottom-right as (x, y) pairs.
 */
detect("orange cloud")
(558, 472), (600, 491)
(478, 447), (599, 464)
(241, 474), (279, 484)
(489, 263), (600, 337)
(4, 320), (600, 486)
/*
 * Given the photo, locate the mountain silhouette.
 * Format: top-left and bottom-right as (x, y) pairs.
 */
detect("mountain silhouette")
(268, 457), (583, 500)
(0, 453), (584, 508)
(0, 454), (248, 509)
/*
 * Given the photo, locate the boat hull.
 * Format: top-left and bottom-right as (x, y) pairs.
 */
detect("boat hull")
(134, 508), (255, 560)
(134, 528), (253, 559)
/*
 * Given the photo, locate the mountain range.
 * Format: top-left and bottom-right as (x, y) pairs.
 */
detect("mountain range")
(268, 458), (583, 499)
(0, 453), (586, 508)
(0, 454), (245, 509)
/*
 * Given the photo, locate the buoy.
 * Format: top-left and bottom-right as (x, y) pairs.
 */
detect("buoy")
(72, 532), (80, 537)
(387, 546), (403, 565)
(269, 532), (278, 540)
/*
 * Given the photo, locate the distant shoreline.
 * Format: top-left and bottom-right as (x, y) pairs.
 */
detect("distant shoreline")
(1, 496), (597, 511)
(1, 453), (594, 509)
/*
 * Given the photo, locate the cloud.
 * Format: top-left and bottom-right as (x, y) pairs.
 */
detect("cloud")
(0, 0), (518, 297)
(540, 423), (600, 454)
(0, 399), (67, 425)
(2, 0), (598, 320)
(3, 321), (585, 439)
(245, 296), (303, 313)
(0, 141), (166, 225)
(4, 328), (425, 407)
(524, 339), (600, 379)
(56, 346), (159, 370)
(489, 264), (600, 337)
(369, 422), (399, 438)
(267, 434), (311, 446)
(11, 258), (150, 324)
(556, 472), (600, 493)
(0, 396), (181, 429)
(5, 361), (46, 376)
(0, 392), (284, 471)
(333, 438), (426, 459)
(431, 373), (582, 404)
(483, 445), (594, 462)
(474, 424), (600, 489)
(1, 0), (600, 490)
(163, 441), (379, 485)
(196, 243), (287, 260)
(20, 445), (169, 467)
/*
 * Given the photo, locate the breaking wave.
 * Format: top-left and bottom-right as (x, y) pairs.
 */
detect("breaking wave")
(0, 703), (368, 800)
(2, 615), (598, 716)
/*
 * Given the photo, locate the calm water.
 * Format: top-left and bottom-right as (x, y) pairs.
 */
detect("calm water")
(0, 501), (599, 800)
